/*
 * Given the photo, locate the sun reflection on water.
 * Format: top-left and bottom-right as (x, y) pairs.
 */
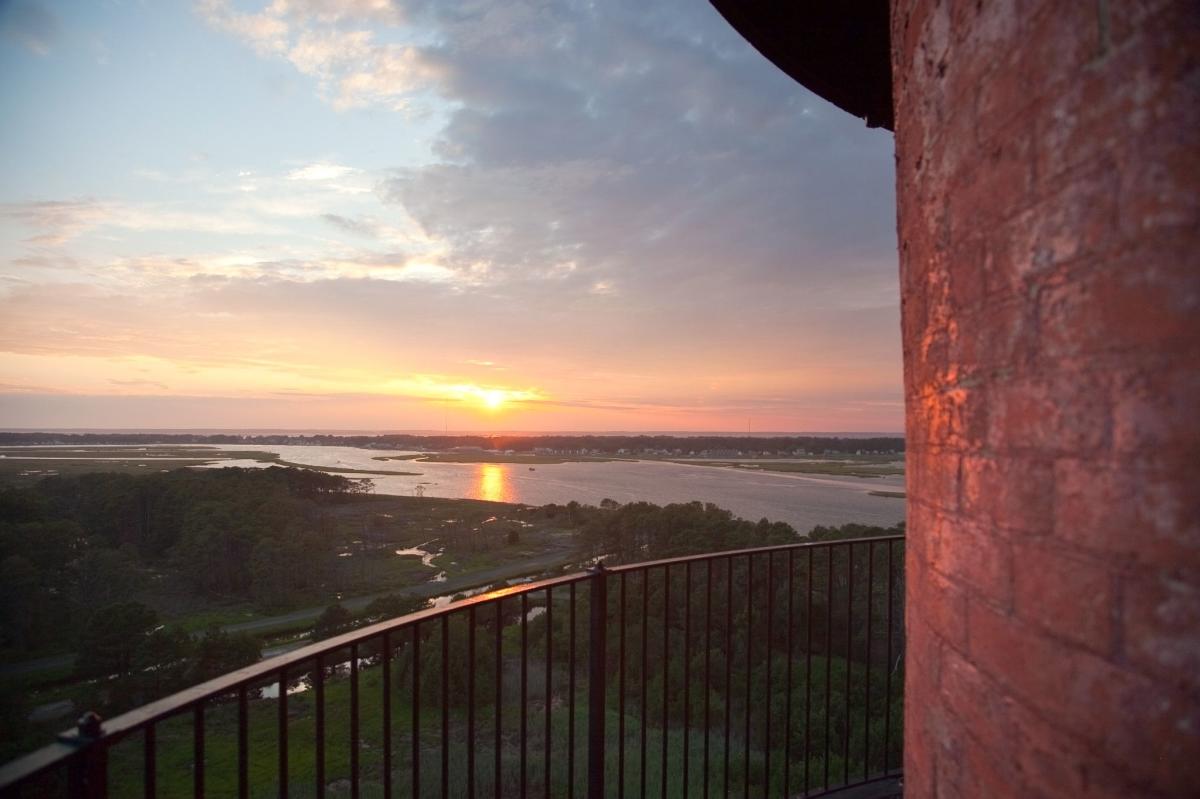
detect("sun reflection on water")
(476, 464), (514, 503)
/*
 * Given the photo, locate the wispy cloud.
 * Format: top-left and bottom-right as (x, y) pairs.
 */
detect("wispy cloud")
(1, 198), (282, 244)
(198, 1), (438, 111)
(287, 162), (357, 181)
(320, 213), (380, 238)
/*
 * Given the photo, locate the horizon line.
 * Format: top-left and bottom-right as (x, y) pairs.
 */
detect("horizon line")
(1, 427), (906, 437)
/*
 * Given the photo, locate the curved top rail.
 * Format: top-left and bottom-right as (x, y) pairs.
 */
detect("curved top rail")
(602, 533), (904, 574)
(0, 533), (905, 791)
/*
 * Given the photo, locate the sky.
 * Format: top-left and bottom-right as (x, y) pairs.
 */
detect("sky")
(0, 0), (900, 433)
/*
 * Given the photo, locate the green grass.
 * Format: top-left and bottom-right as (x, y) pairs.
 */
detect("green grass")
(412, 452), (617, 464)
(88, 648), (900, 799)
(271, 460), (422, 476)
(0, 446), (284, 487)
(673, 460), (904, 479)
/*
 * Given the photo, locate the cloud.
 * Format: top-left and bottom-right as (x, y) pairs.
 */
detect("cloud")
(364, 0), (897, 309)
(109, 379), (170, 391)
(0, 199), (109, 244)
(196, 0), (289, 55)
(0, 0), (59, 55)
(0, 199), (282, 244)
(321, 213), (380, 237)
(199, 1), (438, 110)
(287, 162), (357, 181)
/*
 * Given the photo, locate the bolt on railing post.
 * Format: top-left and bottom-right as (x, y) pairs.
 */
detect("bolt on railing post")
(63, 711), (106, 799)
(587, 562), (608, 799)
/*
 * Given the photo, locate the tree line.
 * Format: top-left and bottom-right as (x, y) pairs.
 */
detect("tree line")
(0, 466), (367, 655)
(0, 431), (904, 454)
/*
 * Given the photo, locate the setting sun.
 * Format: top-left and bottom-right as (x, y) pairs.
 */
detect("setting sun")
(480, 389), (505, 410)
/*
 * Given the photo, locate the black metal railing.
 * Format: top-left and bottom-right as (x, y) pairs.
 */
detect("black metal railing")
(0, 535), (904, 798)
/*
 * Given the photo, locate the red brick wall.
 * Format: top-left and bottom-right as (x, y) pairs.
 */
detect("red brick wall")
(891, 1), (1199, 796)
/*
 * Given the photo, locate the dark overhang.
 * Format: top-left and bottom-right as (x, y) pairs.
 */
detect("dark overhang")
(710, 0), (894, 130)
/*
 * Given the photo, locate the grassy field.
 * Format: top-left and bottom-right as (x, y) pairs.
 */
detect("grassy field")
(271, 459), (421, 476)
(84, 643), (896, 799)
(407, 452), (619, 465)
(0, 446), (430, 486)
(671, 459), (904, 479)
(0, 446), (281, 487)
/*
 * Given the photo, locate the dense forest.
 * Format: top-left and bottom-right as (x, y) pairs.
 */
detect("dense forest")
(0, 431), (904, 454)
(0, 467), (369, 655)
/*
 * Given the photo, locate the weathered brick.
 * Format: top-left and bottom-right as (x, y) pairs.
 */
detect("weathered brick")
(893, 0), (1199, 794)
(920, 386), (986, 451)
(930, 518), (1013, 608)
(1122, 570), (1200, 694)
(960, 454), (1054, 535)
(906, 447), (961, 515)
(1038, 256), (1200, 363)
(906, 613), (945, 690)
(966, 595), (1200, 794)
(1012, 540), (1113, 655)
(947, 116), (1035, 239)
(986, 366), (1112, 457)
(910, 555), (969, 651)
(1053, 456), (1200, 570)
(1019, 2), (1104, 92)
(1111, 359), (1200, 456)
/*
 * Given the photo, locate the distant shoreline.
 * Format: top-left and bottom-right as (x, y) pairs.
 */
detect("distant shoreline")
(0, 427), (904, 437)
(0, 431), (905, 458)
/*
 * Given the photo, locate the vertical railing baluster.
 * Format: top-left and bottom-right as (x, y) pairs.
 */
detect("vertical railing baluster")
(545, 587), (553, 799)
(723, 557), (732, 799)
(884, 541), (894, 774)
(279, 667), (288, 799)
(784, 548), (795, 797)
(316, 654), (325, 799)
(640, 569), (648, 799)
(804, 547), (814, 797)
(193, 703), (204, 799)
(845, 543), (854, 786)
(683, 561), (691, 799)
(520, 593), (528, 799)
(495, 601), (503, 799)
(238, 685), (248, 799)
(383, 633), (393, 799)
(765, 552), (774, 799)
(569, 581), (577, 799)
(661, 565), (670, 799)
(413, 624), (421, 799)
(352, 643), (361, 799)
(744, 554), (752, 799)
(865, 541), (875, 780)
(618, 572), (627, 799)
(144, 724), (155, 799)
(441, 615), (449, 799)
(824, 549), (833, 792)
(703, 559), (712, 799)
(586, 563), (608, 799)
(468, 609), (476, 799)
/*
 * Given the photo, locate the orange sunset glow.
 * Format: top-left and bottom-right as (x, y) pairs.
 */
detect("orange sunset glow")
(0, 0), (901, 433)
